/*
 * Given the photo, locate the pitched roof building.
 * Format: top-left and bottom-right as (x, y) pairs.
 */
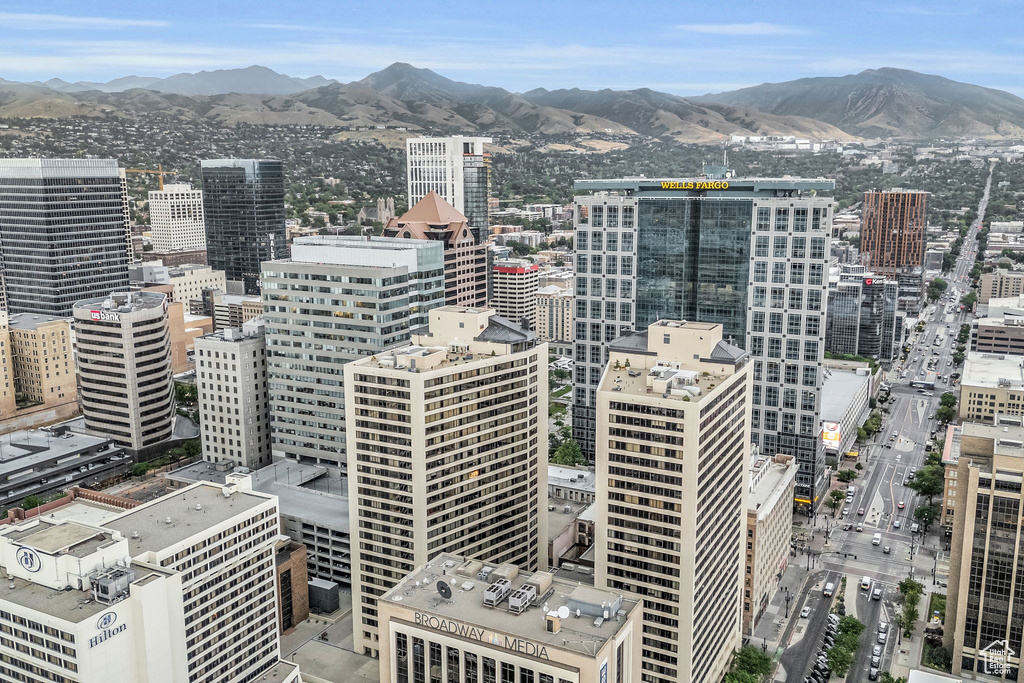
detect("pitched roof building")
(383, 191), (488, 308)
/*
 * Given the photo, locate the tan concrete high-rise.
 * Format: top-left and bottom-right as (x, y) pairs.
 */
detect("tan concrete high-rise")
(74, 291), (175, 451)
(860, 190), (928, 312)
(8, 313), (76, 408)
(595, 319), (751, 683)
(593, 319), (753, 683)
(0, 313), (16, 420)
(535, 285), (573, 357)
(946, 421), (1024, 677)
(344, 306), (547, 658)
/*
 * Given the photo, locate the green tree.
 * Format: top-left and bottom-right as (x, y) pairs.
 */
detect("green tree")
(551, 439), (584, 466)
(907, 467), (944, 504)
(724, 672), (758, 683)
(183, 438), (202, 457)
(939, 392), (957, 408)
(962, 291), (978, 308)
(836, 469), (858, 483)
(827, 488), (846, 514)
(732, 646), (772, 677)
(130, 462), (152, 477)
(21, 495), (41, 510)
(551, 368), (571, 383)
(914, 505), (940, 533)
(935, 405), (957, 424)
(927, 278), (948, 302)
(826, 646), (854, 677)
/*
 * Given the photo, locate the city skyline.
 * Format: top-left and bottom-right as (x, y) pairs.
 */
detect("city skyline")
(1, 1), (1024, 96)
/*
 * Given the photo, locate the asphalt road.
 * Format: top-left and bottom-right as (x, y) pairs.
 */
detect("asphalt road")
(787, 165), (992, 683)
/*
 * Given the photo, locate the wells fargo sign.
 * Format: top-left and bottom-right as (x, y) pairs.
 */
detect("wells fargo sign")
(659, 181), (730, 190)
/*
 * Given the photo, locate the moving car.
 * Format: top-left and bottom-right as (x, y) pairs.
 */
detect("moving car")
(872, 588), (883, 601)
(858, 508), (865, 516)
(893, 520), (901, 529)
(898, 501), (906, 509)
(883, 546), (891, 554)
(801, 606), (811, 618)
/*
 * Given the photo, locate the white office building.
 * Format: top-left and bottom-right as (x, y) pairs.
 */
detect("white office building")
(196, 317), (272, 470)
(406, 135), (491, 244)
(149, 183), (206, 253)
(0, 480), (300, 683)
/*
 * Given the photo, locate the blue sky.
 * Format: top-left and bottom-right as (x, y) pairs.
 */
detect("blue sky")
(2, 0), (1024, 96)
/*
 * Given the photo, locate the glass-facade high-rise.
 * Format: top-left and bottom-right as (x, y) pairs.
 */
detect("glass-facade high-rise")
(406, 136), (491, 244)
(201, 159), (287, 294)
(824, 265), (899, 362)
(573, 176), (836, 507)
(0, 159), (130, 317)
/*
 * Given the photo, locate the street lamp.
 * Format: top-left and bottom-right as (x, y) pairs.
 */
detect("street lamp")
(784, 587), (792, 618)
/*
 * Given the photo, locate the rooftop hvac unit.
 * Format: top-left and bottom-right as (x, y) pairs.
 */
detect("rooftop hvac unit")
(483, 579), (512, 607)
(89, 566), (136, 604)
(508, 584), (537, 614)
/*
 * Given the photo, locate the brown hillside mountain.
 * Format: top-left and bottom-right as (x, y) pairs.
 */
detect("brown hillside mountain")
(692, 67), (1024, 139)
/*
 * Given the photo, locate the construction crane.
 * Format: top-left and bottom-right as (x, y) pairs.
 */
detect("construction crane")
(124, 164), (177, 191)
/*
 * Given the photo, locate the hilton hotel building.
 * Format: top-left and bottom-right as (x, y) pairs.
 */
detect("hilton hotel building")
(378, 553), (641, 683)
(572, 175), (835, 507)
(0, 480), (300, 683)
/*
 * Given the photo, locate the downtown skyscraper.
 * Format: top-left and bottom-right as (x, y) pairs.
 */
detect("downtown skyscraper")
(202, 159), (287, 294)
(406, 135), (491, 243)
(572, 175), (835, 507)
(0, 159), (130, 317)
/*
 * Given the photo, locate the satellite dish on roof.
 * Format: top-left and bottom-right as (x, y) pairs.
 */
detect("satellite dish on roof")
(557, 605), (570, 620)
(436, 580), (452, 600)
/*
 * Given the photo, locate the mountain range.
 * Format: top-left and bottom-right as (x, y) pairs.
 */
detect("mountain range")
(1, 63), (1024, 141)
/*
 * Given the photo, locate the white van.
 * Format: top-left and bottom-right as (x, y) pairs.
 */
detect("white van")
(911, 523), (920, 533)
(872, 533), (882, 546)
(861, 576), (871, 590)
(823, 582), (835, 597)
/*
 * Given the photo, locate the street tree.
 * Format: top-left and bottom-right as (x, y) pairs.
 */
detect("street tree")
(826, 645), (854, 677)
(939, 392), (957, 408)
(935, 405), (957, 424)
(907, 467), (944, 504)
(551, 438), (584, 467)
(836, 469), (858, 483)
(731, 647), (772, 678)
(914, 505), (940, 533)
(827, 489), (846, 514)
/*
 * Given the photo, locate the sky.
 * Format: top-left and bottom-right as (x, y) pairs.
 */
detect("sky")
(2, 0), (1024, 96)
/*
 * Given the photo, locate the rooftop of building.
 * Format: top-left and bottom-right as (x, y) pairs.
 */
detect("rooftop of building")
(0, 571), (156, 621)
(906, 669), (963, 683)
(168, 461), (349, 529)
(547, 498), (591, 541)
(574, 175), (836, 193)
(956, 420), (1024, 466)
(748, 457), (796, 515)
(0, 429), (118, 477)
(6, 312), (70, 330)
(106, 482), (271, 555)
(73, 290), (167, 313)
(381, 553), (638, 659)
(38, 499), (126, 527)
(962, 352), (1024, 389)
(4, 518), (116, 558)
(600, 324), (744, 403)
(536, 285), (573, 297)
(547, 465), (595, 494)
(820, 369), (873, 421)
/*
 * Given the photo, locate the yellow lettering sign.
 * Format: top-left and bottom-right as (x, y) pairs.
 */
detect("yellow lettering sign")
(659, 181), (730, 190)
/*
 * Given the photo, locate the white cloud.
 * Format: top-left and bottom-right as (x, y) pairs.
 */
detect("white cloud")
(0, 12), (168, 29)
(675, 23), (809, 36)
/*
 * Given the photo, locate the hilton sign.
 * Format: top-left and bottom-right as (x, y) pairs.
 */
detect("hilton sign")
(90, 310), (120, 322)
(413, 612), (550, 659)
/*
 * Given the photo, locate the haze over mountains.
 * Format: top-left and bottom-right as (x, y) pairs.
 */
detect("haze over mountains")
(2, 63), (1024, 141)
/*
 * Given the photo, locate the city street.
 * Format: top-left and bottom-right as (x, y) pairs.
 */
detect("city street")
(761, 166), (992, 683)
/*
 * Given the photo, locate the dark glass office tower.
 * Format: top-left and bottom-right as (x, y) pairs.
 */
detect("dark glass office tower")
(0, 159), (130, 317)
(201, 159), (287, 294)
(573, 176), (836, 509)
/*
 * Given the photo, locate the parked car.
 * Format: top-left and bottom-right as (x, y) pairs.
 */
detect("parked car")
(879, 623), (889, 634)
(870, 668), (880, 681)
(801, 606), (811, 618)
(873, 645), (883, 657)
(877, 632), (888, 644)
(893, 520), (901, 529)
(858, 508), (865, 516)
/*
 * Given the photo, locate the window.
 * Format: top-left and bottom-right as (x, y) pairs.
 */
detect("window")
(805, 316), (820, 336)
(803, 340), (818, 362)
(605, 278), (617, 297)
(621, 256), (634, 276)
(757, 207), (771, 231)
(809, 263), (824, 285)
(576, 231), (588, 251)
(791, 236), (806, 258)
(751, 312), (765, 333)
(785, 363), (799, 384)
(774, 236), (788, 258)
(753, 262), (768, 283)
(591, 255), (602, 273)
(606, 255), (618, 275)
(577, 279), (587, 296)
(607, 231), (618, 251)
(592, 206), (604, 228)
(605, 301), (617, 319)
(807, 290), (822, 311)
(620, 302), (632, 321)
(790, 263), (804, 285)
(752, 287), (766, 307)
(789, 289), (803, 310)
(622, 206), (635, 229)
(802, 391), (816, 411)
(810, 237), (826, 260)
(769, 312), (783, 335)
(794, 208), (808, 232)
(592, 232), (603, 251)
(620, 280), (632, 298)
(591, 301), (602, 319)
(768, 337), (782, 358)
(576, 300), (588, 319)
(786, 339), (800, 360)
(607, 206), (619, 228)
(787, 314), (802, 336)
(772, 262), (787, 284)
(775, 208), (789, 231)
(576, 255), (587, 273)
(803, 365), (817, 386)
(755, 236), (769, 257)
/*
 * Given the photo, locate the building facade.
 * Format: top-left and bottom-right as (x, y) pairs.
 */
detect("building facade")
(378, 554), (641, 683)
(971, 317), (1024, 355)
(825, 265), (899, 362)
(5, 313), (76, 410)
(406, 136), (491, 244)
(536, 285), (574, 357)
(0, 480), (301, 683)
(0, 313), (16, 420)
(595, 320), (751, 683)
(344, 307), (547, 657)
(74, 291), (175, 451)
(573, 176), (834, 507)
(860, 190), (928, 313)
(959, 352), (1024, 424)
(0, 158), (130, 317)
(196, 317), (272, 470)
(132, 263), (227, 305)
(201, 159), (287, 295)
(149, 182), (206, 252)
(262, 236), (444, 467)
(382, 191), (488, 308)
(945, 423), (1024, 679)
(980, 268), (1024, 305)
(745, 453), (797, 635)
(491, 259), (540, 330)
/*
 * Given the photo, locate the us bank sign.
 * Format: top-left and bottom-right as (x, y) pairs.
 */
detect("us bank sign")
(414, 612), (550, 659)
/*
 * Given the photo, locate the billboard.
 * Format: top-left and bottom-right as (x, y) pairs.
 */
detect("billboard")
(822, 421), (841, 449)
